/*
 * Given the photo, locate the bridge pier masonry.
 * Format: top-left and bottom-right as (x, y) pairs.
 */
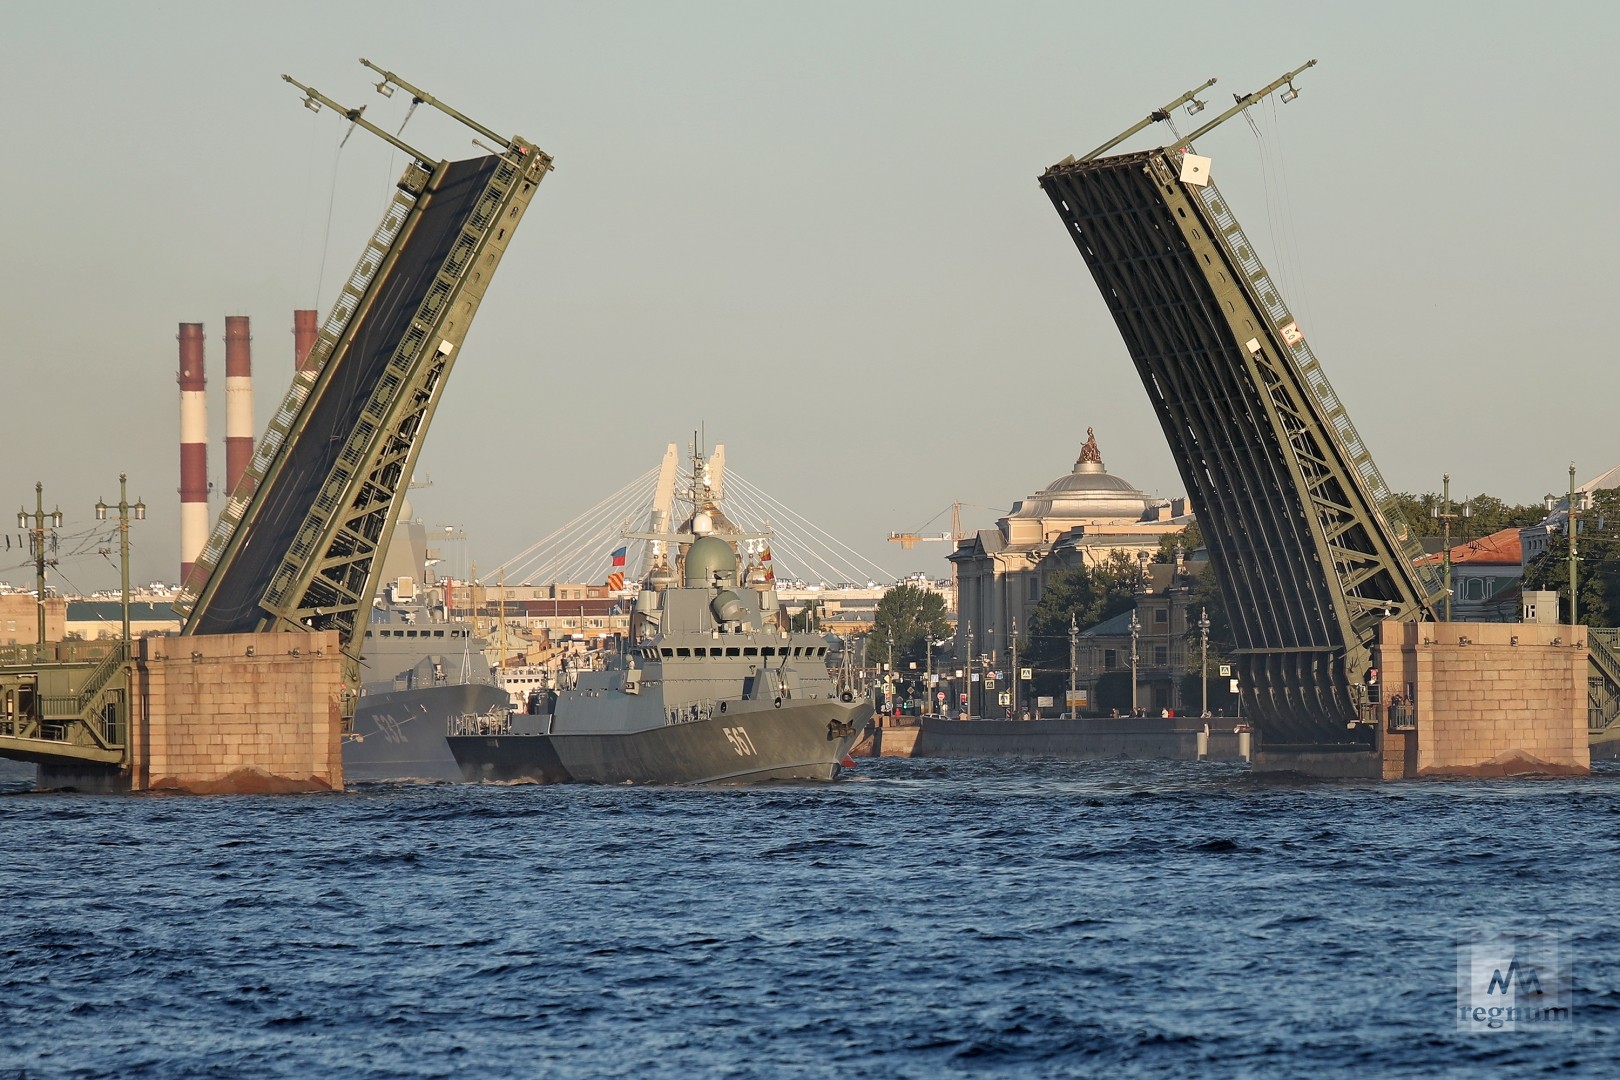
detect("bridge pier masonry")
(1254, 620), (1591, 780)
(37, 631), (345, 794)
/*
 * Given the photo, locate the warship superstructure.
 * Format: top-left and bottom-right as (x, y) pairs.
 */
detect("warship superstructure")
(448, 446), (869, 784)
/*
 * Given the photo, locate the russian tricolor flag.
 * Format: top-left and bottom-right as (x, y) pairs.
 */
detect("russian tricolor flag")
(606, 545), (628, 591)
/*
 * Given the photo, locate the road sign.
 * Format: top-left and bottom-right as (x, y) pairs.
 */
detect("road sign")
(1036, 695), (1053, 708)
(997, 692), (1011, 706)
(1020, 667), (1032, 681)
(1219, 664), (1231, 677)
(984, 675), (997, 688)
(936, 691), (945, 703)
(1065, 690), (1088, 707)
(1229, 678), (1240, 693)
(959, 692), (968, 704)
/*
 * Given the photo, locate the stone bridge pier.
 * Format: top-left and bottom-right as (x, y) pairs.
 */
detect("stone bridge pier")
(38, 631), (344, 794)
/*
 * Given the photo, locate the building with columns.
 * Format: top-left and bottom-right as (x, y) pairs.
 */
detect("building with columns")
(949, 429), (1192, 676)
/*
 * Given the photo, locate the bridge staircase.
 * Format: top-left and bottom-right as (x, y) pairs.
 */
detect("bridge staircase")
(0, 643), (129, 766)
(1587, 629), (1620, 744)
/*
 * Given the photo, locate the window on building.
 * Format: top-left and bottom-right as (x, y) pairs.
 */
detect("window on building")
(1154, 609), (1168, 624)
(1154, 646), (1168, 666)
(1104, 649), (1117, 670)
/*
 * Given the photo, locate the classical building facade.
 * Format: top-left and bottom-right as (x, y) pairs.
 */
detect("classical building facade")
(949, 429), (1192, 675)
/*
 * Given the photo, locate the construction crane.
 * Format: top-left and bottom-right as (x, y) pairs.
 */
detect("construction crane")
(887, 502), (1001, 549)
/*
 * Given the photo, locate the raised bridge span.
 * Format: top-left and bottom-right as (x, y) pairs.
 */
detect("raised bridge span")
(1038, 66), (1441, 749)
(179, 62), (552, 716)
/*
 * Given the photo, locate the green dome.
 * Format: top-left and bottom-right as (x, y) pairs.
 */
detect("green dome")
(684, 536), (737, 587)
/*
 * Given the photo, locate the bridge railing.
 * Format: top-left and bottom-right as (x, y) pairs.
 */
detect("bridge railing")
(0, 641), (121, 666)
(1191, 179), (1439, 598)
(262, 152), (526, 621)
(176, 181), (421, 617)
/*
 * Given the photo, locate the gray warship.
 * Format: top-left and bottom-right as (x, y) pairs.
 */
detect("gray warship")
(345, 511), (507, 782)
(448, 456), (869, 785)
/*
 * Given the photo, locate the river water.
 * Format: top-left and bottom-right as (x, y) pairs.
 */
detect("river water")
(2, 758), (1617, 1077)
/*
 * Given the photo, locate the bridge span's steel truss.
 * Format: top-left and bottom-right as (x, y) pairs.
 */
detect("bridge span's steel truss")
(1040, 145), (1439, 747)
(179, 63), (552, 717)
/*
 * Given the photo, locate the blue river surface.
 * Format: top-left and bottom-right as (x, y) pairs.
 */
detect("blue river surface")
(2, 757), (1618, 1078)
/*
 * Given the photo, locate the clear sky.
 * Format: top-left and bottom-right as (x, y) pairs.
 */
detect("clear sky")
(3, 1), (1616, 594)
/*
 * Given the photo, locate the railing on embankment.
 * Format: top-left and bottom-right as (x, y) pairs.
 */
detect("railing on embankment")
(0, 641), (129, 766)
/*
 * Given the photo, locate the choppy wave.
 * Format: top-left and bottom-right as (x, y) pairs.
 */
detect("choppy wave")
(2, 758), (1617, 1076)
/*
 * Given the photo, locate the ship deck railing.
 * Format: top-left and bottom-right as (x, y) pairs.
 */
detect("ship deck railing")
(667, 701), (716, 726)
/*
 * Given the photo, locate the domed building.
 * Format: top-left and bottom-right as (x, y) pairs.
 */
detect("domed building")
(948, 429), (1192, 704)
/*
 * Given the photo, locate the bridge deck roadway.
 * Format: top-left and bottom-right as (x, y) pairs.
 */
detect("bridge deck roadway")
(189, 157), (499, 636)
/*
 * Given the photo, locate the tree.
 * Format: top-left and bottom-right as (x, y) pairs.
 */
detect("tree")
(1155, 520), (1202, 563)
(1183, 562), (1234, 664)
(1385, 490), (1544, 540)
(789, 601), (821, 632)
(1457, 493), (1546, 536)
(865, 584), (951, 670)
(1020, 550), (1142, 696)
(1521, 488), (1620, 627)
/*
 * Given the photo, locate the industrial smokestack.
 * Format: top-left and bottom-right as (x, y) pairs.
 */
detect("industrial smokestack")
(294, 309), (319, 373)
(177, 323), (209, 587)
(223, 315), (254, 497)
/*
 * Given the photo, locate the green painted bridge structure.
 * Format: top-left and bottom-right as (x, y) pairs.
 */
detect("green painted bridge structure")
(0, 61), (550, 771)
(1038, 64), (1620, 749)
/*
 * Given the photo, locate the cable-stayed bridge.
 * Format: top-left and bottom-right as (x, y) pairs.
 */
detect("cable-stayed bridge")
(487, 443), (898, 590)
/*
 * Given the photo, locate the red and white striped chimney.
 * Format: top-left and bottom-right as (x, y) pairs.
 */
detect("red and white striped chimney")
(177, 323), (209, 587)
(294, 309), (319, 373)
(223, 315), (254, 497)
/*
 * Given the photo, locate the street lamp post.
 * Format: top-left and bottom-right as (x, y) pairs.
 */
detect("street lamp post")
(1068, 613), (1079, 720)
(1431, 473), (1470, 622)
(1129, 609), (1140, 716)
(924, 635), (932, 712)
(1198, 607), (1210, 717)
(95, 474), (147, 656)
(1010, 615), (1019, 718)
(1568, 463), (1583, 629)
(17, 482), (63, 650)
(964, 621), (973, 722)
